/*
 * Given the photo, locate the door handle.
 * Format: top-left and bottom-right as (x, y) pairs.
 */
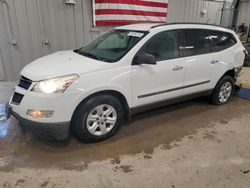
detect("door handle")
(211, 59), (219, 64)
(172, 65), (183, 71)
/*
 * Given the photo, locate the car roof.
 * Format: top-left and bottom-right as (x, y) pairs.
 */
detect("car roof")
(115, 23), (160, 31)
(115, 22), (232, 33)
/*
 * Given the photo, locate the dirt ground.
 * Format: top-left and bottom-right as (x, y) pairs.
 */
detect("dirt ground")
(0, 68), (250, 188)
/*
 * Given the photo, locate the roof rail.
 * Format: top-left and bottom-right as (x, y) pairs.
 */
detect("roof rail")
(150, 22), (227, 29)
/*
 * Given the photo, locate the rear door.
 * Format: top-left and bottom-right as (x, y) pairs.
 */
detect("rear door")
(209, 30), (241, 83)
(181, 29), (215, 94)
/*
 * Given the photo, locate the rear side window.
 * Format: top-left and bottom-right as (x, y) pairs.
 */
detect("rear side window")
(209, 30), (237, 52)
(182, 29), (211, 56)
(139, 30), (180, 61)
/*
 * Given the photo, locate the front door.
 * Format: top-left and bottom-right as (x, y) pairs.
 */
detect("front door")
(132, 30), (185, 107)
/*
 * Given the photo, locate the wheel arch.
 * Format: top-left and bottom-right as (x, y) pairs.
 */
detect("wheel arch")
(211, 68), (235, 94)
(71, 90), (130, 126)
(223, 69), (235, 79)
(215, 69), (235, 86)
(210, 70), (235, 105)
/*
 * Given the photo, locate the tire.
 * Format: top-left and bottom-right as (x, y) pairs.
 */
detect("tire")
(210, 75), (234, 105)
(72, 95), (124, 143)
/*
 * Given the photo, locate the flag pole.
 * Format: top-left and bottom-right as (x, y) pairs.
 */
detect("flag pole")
(92, 0), (96, 27)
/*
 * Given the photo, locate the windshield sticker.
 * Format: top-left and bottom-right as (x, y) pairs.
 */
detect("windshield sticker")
(127, 32), (144, 38)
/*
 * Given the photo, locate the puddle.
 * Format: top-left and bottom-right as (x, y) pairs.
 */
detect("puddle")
(0, 96), (249, 172)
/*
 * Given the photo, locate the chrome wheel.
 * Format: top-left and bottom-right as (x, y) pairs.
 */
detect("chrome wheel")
(218, 82), (232, 103)
(86, 104), (117, 136)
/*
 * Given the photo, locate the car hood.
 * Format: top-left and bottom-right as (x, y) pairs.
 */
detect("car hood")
(21, 50), (111, 81)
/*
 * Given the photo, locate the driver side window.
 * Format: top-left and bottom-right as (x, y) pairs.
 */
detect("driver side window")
(139, 30), (181, 61)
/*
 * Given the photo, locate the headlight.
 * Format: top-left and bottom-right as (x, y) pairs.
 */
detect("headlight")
(32, 74), (79, 93)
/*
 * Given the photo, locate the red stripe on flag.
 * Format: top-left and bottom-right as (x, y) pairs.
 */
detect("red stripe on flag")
(96, 20), (166, 26)
(96, 9), (167, 17)
(95, 0), (168, 8)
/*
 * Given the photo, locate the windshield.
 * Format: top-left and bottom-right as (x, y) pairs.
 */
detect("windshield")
(75, 30), (147, 62)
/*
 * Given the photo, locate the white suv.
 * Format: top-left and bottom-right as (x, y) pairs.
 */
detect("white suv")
(8, 23), (245, 142)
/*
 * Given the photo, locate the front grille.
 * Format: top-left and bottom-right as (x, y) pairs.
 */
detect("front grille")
(11, 92), (24, 105)
(18, 76), (32, 90)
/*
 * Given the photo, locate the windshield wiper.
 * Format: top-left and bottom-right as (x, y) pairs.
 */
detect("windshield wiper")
(73, 49), (81, 54)
(79, 51), (102, 61)
(74, 49), (112, 62)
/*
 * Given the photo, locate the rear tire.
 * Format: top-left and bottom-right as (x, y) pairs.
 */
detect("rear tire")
(210, 75), (234, 105)
(72, 95), (124, 143)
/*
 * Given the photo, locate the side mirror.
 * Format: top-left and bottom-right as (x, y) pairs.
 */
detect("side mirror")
(133, 53), (157, 65)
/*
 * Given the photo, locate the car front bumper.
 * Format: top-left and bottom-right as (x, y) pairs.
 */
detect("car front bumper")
(11, 109), (70, 140)
(7, 83), (85, 140)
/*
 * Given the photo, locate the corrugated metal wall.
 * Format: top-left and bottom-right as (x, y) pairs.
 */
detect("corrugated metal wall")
(237, 0), (250, 24)
(0, 0), (224, 81)
(168, 0), (223, 25)
(0, 0), (98, 81)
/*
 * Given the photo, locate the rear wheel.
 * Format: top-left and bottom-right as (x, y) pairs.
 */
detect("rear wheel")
(72, 95), (124, 143)
(211, 75), (234, 105)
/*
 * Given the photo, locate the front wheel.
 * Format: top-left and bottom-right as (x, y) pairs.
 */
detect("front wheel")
(210, 75), (234, 105)
(72, 95), (124, 143)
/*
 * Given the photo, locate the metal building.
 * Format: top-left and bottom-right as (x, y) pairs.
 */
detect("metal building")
(0, 0), (243, 81)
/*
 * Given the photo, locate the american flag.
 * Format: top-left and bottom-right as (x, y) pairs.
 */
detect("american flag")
(93, 0), (168, 26)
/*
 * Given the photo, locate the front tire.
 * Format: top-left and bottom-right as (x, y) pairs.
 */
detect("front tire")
(211, 75), (234, 105)
(72, 95), (124, 143)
